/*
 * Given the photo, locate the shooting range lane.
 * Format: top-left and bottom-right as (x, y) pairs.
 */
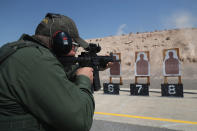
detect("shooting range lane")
(94, 112), (197, 125)
(91, 119), (178, 131)
(92, 89), (197, 131)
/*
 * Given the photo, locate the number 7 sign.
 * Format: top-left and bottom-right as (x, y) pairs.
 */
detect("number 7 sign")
(130, 84), (149, 96)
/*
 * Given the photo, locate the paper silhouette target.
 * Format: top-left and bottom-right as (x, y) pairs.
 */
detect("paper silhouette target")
(163, 49), (181, 76)
(110, 53), (121, 77)
(135, 51), (150, 76)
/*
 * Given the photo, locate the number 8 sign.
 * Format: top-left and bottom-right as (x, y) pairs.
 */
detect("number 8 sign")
(161, 84), (183, 97)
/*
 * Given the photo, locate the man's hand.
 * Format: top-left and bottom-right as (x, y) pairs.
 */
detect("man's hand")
(100, 53), (115, 71)
(100, 62), (114, 71)
(76, 67), (93, 83)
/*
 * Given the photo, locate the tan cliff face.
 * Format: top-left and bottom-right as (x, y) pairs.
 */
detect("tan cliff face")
(77, 28), (197, 81)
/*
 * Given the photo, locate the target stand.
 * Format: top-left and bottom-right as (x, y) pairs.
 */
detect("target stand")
(109, 53), (123, 85)
(103, 53), (122, 95)
(130, 51), (150, 96)
(161, 48), (183, 97)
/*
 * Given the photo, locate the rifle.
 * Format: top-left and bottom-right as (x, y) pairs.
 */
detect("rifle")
(58, 43), (119, 92)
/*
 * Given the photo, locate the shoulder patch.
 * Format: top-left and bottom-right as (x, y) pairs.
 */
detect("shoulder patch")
(42, 18), (48, 24)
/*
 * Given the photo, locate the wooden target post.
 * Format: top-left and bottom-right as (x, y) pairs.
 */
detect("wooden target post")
(103, 53), (122, 95)
(130, 51), (150, 96)
(109, 53), (123, 85)
(134, 51), (150, 85)
(162, 48), (183, 97)
(135, 76), (150, 85)
(163, 48), (182, 84)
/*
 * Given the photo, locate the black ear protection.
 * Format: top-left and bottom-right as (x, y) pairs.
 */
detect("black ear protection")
(52, 31), (73, 56)
(45, 13), (73, 56)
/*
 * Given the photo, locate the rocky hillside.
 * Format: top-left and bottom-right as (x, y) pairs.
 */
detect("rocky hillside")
(79, 28), (197, 85)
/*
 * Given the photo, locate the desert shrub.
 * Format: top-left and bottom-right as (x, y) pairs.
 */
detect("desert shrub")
(166, 37), (170, 40)
(125, 62), (131, 66)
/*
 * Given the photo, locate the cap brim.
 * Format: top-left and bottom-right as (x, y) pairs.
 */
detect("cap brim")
(75, 37), (89, 48)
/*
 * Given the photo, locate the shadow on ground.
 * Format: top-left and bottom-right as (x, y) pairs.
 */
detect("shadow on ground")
(90, 120), (178, 131)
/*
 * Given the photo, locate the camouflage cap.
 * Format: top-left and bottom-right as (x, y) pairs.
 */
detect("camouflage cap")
(35, 13), (88, 48)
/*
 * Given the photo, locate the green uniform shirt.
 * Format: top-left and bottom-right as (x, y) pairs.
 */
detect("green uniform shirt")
(0, 34), (95, 131)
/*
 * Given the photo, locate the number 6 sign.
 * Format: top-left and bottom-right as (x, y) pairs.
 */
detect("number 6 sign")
(103, 83), (120, 95)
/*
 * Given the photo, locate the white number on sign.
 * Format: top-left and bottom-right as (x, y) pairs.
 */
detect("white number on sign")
(108, 84), (114, 93)
(168, 85), (176, 95)
(136, 85), (143, 94)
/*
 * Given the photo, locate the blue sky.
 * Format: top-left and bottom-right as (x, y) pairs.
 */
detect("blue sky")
(0, 0), (197, 46)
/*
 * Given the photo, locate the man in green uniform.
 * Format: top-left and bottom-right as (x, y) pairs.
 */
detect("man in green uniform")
(0, 13), (95, 131)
